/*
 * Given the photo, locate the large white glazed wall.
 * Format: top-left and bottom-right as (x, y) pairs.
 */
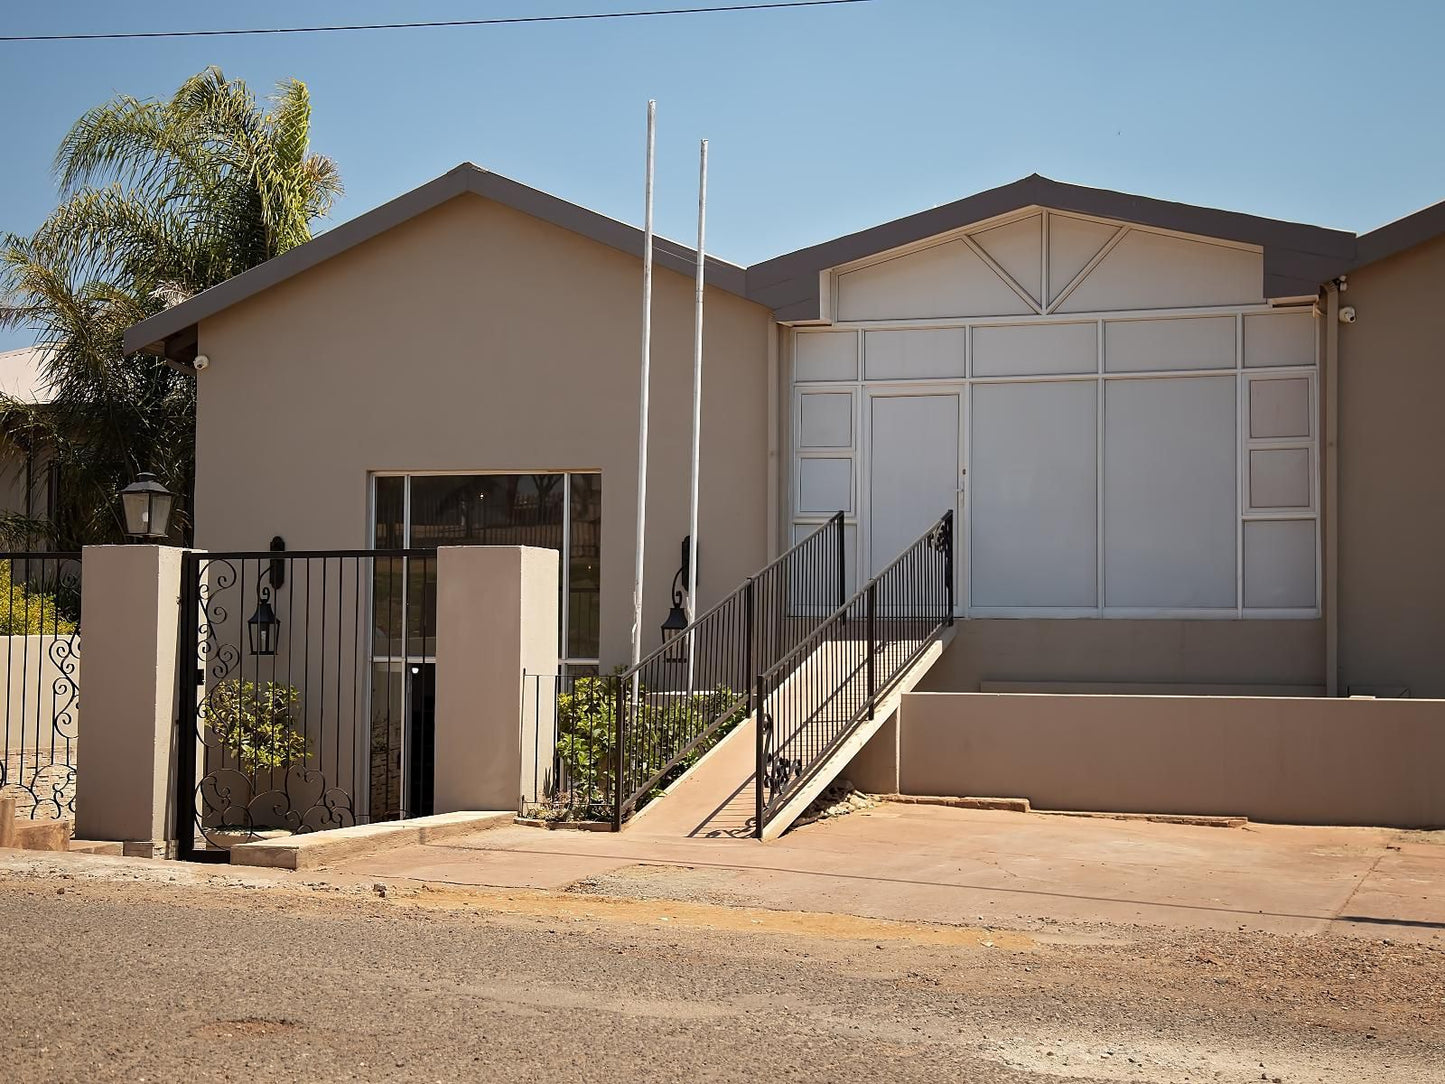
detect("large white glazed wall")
(790, 208), (1319, 619)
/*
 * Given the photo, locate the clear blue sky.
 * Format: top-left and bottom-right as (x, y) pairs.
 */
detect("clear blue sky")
(3, 0), (1443, 351)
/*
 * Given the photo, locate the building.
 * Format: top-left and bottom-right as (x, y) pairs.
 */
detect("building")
(123, 164), (1445, 707)
(0, 345), (60, 542)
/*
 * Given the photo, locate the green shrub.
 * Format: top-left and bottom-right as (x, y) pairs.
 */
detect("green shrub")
(547, 674), (746, 821)
(205, 679), (308, 772)
(0, 561), (77, 635)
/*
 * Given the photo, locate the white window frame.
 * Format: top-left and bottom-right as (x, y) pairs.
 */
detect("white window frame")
(367, 469), (602, 670)
(788, 307), (1321, 621)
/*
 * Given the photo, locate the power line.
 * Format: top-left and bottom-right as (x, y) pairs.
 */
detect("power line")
(0, 1), (875, 43)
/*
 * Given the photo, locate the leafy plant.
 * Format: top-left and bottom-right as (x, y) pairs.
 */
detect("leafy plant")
(205, 678), (307, 773)
(544, 674), (746, 821)
(0, 561), (77, 635)
(0, 67), (342, 548)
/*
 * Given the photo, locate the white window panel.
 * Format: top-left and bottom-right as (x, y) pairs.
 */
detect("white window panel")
(1243, 520), (1316, 609)
(972, 322), (1096, 377)
(1244, 311), (1316, 368)
(868, 394), (959, 577)
(798, 392), (853, 449)
(794, 331), (858, 382)
(970, 382), (1097, 607)
(1047, 215), (1120, 306)
(1057, 229), (1263, 313)
(1249, 447), (1312, 510)
(1104, 376), (1237, 608)
(1249, 376), (1312, 439)
(1104, 315), (1235, 372)
(797, 457), (852, 515)
(836, 240), (1033, 321)
(863, 328), (967, 380)
(972, 214), (1042, 306)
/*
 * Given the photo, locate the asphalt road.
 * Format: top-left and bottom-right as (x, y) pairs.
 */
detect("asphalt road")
(1, 865), (1441, 1083)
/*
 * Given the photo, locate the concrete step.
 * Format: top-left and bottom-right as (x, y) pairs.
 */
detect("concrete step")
(69, 839), (125, 856)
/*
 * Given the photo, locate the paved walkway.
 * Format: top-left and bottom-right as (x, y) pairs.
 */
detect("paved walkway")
(329, 803), (1445, 941)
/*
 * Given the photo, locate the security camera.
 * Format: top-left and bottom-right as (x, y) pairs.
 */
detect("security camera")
(1338, 306), (1357, 325)
(192, 354), (211, 370)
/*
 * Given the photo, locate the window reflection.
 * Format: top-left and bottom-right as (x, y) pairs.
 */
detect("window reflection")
(372, 473), (601, 666)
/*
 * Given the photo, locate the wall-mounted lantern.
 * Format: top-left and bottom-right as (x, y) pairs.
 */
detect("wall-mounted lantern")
(660, 536), (693, 662)
(247, 594), (280, 656)
(247, 537), (286, 656)
(120, 472), (175, 541)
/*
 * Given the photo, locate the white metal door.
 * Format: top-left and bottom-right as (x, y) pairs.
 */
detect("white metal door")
(867, 391), (962, 585)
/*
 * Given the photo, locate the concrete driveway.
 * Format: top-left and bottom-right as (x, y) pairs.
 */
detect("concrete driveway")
(328, 803), (1445, 941)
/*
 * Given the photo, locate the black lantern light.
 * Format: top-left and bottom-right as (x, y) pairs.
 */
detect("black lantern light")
(120, 472), (175, 541)
(247, 539), (286, 656)
(247, 593), (281, 656)
(660, 537), (693, 662)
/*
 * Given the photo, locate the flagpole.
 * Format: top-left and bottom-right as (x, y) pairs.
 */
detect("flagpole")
(629, 100), (657, 678)
(685, 139), (708, 691)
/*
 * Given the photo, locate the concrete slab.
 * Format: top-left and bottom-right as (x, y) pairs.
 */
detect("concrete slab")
(322, 804), (1445, 942)
(228, 811), (514, 871)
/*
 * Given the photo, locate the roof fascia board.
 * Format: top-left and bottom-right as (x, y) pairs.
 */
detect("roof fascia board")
(1352, 198), (1445, 270)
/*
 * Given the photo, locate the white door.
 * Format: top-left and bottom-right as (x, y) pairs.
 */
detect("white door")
(867, 392), (961, 585)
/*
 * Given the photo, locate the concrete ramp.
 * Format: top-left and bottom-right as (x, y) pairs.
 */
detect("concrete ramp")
(628, 629), (953, 841)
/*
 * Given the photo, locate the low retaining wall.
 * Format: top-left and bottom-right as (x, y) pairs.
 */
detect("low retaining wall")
(871, 692), (1445, 828)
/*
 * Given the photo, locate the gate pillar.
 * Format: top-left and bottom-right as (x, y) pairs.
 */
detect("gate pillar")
(433, 546), (559, 814)
(74, 544), (193, 855)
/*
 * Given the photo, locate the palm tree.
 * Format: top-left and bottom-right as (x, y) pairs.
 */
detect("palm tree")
(0, 67), (342, 547)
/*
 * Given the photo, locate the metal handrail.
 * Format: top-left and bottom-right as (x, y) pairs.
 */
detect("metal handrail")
(754, 510), (953, 837)
(605, 511), (848, 826)
(619, 513), (844, 679)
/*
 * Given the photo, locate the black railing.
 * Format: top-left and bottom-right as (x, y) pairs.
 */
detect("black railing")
(521, 512), (847, 827)
(755, 511), (953, 837)
(175, 549), (437, 859)
(520, 671), (618, 823)
(0, 553), (81, 820)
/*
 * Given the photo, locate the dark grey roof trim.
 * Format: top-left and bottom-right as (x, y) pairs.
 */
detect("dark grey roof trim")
(1353, 197), (1445, 270)
(124, 162), (748, 359)
(746, 174), (1358, 322)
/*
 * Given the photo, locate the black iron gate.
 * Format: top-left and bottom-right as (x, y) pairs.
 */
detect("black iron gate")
(0, 552), (81, 820)
(174, 548), (436, 859)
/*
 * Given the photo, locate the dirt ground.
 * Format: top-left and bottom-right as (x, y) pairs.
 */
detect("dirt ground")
(1, 850), (1442, 1083)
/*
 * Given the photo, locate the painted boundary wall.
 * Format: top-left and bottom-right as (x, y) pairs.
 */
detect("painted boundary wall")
(858, 692), (1445, 828)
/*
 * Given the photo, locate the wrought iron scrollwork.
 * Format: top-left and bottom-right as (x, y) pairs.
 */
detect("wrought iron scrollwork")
(181, 550), (427, 856)
(0, 555), (82, 820)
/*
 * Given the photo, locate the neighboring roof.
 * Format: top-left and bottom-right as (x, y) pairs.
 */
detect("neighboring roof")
(124, 162), (749, 362)
(746, 174), (1359, 322)
(0, 346), (57, 404)
(1352, 197), (1445, 270)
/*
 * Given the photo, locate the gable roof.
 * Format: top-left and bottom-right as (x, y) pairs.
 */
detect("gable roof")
(745, 174), (1358, 322)
(127, 166), (1409, 362)
(1352, 196), (1445, 270)
(124, 162), (749, 362)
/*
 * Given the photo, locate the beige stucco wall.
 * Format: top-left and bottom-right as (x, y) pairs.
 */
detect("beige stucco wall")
(887, 691), (1445, 827)
(74, 545), (185, 847)
(433, 545), (557, 813)
(196, 193), (773, 667)
(1337, 236), (1445, 697)
(918, 618), (1323, 692)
